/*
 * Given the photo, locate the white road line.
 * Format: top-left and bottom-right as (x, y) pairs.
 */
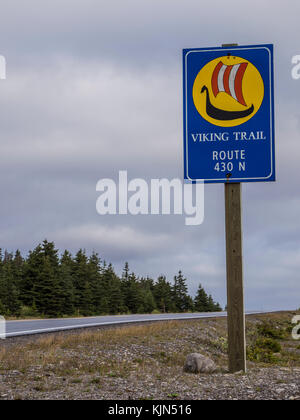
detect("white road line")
(5, 316), (223, 337)
(4, 312), (269, 337)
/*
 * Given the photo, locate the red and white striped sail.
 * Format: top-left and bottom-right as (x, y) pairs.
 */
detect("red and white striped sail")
(211, 61), (248, 106)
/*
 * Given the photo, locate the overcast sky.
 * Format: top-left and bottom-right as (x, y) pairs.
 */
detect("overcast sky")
(0, 0), (299, 310)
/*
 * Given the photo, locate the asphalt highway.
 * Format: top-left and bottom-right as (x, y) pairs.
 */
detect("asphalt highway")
(3, 311), (266, 338)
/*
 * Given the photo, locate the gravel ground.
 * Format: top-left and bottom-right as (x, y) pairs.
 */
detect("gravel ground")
(0, 312), (299, 400)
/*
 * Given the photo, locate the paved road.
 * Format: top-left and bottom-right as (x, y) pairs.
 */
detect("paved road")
(2, 311), (266, 338)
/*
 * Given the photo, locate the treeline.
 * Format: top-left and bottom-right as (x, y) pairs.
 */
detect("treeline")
(0, 240), (222, 318)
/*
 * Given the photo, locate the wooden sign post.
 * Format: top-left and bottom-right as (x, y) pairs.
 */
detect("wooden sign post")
(222, 44), (246, 373)
(225, 182), (246, 372)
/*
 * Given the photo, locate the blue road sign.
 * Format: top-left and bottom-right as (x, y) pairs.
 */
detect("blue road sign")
(183, 44), (275, 183)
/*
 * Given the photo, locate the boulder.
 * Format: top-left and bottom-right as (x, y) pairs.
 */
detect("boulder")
(184, 353), (216, 374)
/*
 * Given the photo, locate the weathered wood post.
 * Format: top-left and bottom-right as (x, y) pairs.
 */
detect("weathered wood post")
(225, 181), (246, 373)
(222, 44), (246, 373)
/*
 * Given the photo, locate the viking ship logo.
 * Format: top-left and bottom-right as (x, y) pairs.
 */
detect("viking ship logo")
(192, 55), (264, 127)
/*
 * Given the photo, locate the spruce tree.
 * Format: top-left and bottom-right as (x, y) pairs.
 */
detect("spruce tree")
(88, 252), (104, 314)
(141, 288), (156, 313)
(194, 285), (222, 312)
(123, 272), (143, 314)
(140, 277), (155, 294)
(0, 263), (21, 316)
(0, 298), (5, 315)
(172, 271), (190, 312)
(41, 240), (60, 270)
(59, 250), (75, 315)
(120, 262), (130, 312)
(72, 249), (92, 315)
(21, 240), (60, 309)
(194, 284), (210, 312)
(207, 294), (222, 312)
(34, 256), (63, 317)
(81, 279), (94, 316)
(122, 262), (130, 281)
(108, 273), (124, 314)
(21, 244), (44, 307)
(153, 276), (173, 313)
(104, 264), (124, 315)
(12, 250), (24, 292)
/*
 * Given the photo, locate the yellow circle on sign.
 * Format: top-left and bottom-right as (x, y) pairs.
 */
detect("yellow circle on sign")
(192, 56), (264, 127)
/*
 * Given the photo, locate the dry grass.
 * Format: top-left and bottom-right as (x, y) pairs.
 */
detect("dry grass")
(0, 321), (192, 376)
(24, 320), (184, 353)
(0, 312), (299, 389)
(0, 312), (299, 400)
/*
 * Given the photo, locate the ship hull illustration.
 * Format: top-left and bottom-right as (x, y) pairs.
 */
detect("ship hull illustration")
(201, 85), (254, 120)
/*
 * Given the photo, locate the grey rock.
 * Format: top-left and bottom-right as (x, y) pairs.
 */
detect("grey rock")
(184, 353), (216, 374)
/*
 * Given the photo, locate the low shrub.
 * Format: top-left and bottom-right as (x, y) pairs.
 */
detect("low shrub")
(247, 336), (281, 364)
(257, 321), (285, 340)
(247, 346), (279, 364)
(255, 337), (282, 353)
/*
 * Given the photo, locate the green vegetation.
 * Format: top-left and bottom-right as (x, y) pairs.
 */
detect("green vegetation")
(247, 319), (288, 364)
(194, 284), (222, 312)
(255, 337), (282, 353)
(256, 321), (285, 340)
(247, 341), (280, 364)
(0, 240), (222, 318)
